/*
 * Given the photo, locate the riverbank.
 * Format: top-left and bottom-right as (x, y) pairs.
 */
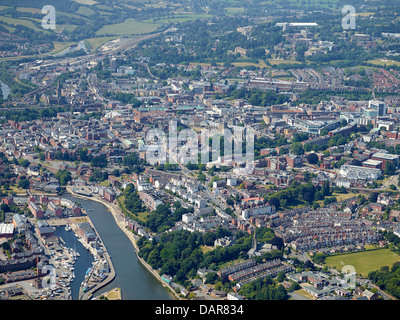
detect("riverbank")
(65, 187), (180, 300)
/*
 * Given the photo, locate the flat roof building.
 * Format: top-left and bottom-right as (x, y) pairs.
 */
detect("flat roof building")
(339, 164), (381, 180)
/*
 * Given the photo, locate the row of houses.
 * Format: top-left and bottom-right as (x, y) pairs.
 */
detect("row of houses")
(26, 196), (82, 219)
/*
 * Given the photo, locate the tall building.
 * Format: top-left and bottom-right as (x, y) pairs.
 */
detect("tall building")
(110, 57), (117, 72)
(368, 100), (386, 116)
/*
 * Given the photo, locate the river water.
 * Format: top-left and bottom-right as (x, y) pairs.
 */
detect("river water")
(62, 194), (172, 300)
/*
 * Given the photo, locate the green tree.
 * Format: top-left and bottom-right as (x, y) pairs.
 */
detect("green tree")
(18, 179), (30, 189)
(291, 142), (304, 155)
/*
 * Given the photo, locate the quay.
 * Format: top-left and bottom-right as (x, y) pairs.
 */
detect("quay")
(66, 186), (179, 300)
(47, 210), (116, 300)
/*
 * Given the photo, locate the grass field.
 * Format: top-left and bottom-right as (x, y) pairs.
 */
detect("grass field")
(76, 6), (96, 16)
(366, 59), (400, 67)
(144, 13), (212, 24)
(260, 0), (344, 10)
(200, 245), (214, 254)
(331, 191), (358, 201)
(325, 248), (400, 277)
(268, 59), (302, 65)
(96, 18), (161, 36)
(48, 42), (77, 55)
(0, 16), (43, 32)
(232, 59), (270, 68)
(72, 0), (98, 5)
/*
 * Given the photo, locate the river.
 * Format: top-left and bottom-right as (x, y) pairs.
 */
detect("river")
(62, 194), (172, 300)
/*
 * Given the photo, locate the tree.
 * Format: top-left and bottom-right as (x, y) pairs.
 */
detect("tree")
(270, 237), (284, 250)
(268, 196), (280, 210)
(384, 161), (396, 176)
(18, 179), (30, 189)
(204, 272), (220, 284)
(291, 142), (304, 155)
(277, 271), (286, 282)
(306, 153), (319, 165)
(55, 169), (72, 186)
(18, 158), (30, 168)
(91, 155), (108, 168)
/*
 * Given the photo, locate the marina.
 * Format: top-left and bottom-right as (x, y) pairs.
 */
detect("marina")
(63, 194), (173, 300)
(0, 193), (173, 300)
(52, 225), (95, 300)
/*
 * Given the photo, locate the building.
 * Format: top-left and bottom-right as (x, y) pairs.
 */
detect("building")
(339, 164), (381, 180)
(72, 206), (82, 216)
(242, 205), (274, 219)
(12, 214), (28, 234)
(227, 292), (244, 300)
(362, 159), (382, 169)
(103, 189), (116, 202)
(38, 226), (55, 238)
(28, 201), (44, 219)
(368, 100), (386, 117)
(3, 196), (13, 206)
(78, 222), (97, 243)
(48, 201), (63, 217)
(371, 152), (399, 170)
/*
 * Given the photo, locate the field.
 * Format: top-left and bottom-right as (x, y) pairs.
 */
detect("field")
(268, 59), (302, 66)
(0, 16), (43, 32)
(72, 0), (98, 5)
(259, 0), (346, 10)
(96, 18), (161, 36)
(48, 42), (78, 55)
(366, 59), (400, 67)
(232, 59), (270, 69)
(331, 191), (358, 201)
(324, 248), (400, 277)
(200, 245), (214, 254)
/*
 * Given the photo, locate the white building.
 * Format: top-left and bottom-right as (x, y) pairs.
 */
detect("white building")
(339, 165), (381, 180)
(242, 204), (273, 219)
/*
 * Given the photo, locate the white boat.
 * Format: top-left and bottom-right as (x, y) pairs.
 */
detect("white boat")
(65, 225), (71, 231)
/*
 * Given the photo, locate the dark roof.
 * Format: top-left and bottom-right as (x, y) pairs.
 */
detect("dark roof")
(38, 226), (55, 234)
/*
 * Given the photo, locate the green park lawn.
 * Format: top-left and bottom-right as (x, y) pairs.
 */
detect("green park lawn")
(324, 248), (400, 277)
(96, 18), (161, 36)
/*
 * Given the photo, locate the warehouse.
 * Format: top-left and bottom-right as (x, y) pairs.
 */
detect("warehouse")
(78, 222), (97, 243)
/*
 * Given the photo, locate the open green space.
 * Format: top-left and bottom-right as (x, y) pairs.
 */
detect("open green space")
(366, 59), (400, 67)
(0, 16), (43, 32)
(96, 18), (161, 36)
(324, 248), (400, 277)
(117, 195), (149, 223)
(72, 0), (98, 5)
